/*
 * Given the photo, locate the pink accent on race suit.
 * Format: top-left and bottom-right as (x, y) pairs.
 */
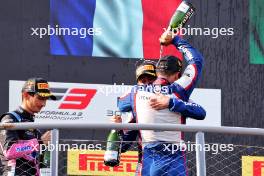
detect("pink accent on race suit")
(4, 138), (39, 160)
(22, 153), (36, 161)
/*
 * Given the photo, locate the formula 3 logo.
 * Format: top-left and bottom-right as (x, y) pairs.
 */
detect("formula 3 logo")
(51, 88), (97, 110)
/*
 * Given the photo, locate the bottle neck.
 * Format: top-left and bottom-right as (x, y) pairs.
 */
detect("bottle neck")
(111, 129), (121, 136)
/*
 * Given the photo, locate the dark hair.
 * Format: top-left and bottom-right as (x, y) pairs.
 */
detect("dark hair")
(27, 92), (35, 97)
(156, 68), (178, 76)
(156, 55), (182, 76)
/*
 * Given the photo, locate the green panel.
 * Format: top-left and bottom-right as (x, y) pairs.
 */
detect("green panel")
(250, 0), (264, 64)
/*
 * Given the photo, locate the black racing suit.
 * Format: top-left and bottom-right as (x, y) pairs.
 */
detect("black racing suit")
(0, 107), (42, 176)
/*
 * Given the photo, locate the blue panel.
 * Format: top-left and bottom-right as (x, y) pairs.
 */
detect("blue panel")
(92, 0), (143, 58)
(50, 0), (96, 56)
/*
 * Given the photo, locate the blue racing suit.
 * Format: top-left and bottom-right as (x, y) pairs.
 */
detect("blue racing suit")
(118, 36), (205, 176)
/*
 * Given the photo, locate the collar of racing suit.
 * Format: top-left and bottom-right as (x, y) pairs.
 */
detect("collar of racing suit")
(153, 77), (170, 86)
(16, 106), (35, 122)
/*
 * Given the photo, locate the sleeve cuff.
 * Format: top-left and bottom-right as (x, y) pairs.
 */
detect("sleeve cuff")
(172, 36), (181, 46)
(169, 98), (174, 110)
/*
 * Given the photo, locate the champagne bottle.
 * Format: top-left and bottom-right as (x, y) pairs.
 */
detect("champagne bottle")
(104, 130), (122, 167)
(169, 1), (195, 34)
(160, 1), (195, 55)
(43, 151), (50, 168)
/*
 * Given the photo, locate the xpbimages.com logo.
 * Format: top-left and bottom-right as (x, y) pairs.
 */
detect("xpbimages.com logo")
(164, 25), (234, 39)
(30, 25), (102, 38)
(163, 141), (234, 155)
(0, 142), (102, 154)
(39, 142), (102, 154)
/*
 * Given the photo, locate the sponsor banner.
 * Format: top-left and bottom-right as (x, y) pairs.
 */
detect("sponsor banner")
(242, 156), (264, 176)
(9, 80), (129, 123)
(67, 150), (138, 176)
(9, 80), (221, 126)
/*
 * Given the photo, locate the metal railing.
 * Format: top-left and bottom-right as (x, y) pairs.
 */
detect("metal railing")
(1, 123), (264, 176)
(2, 123), (264, 135)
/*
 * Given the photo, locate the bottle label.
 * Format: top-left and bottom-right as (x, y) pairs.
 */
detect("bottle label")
(177, 2), (190, 13)
(40, 168), (51, 176)
(104, 151), (118, 161)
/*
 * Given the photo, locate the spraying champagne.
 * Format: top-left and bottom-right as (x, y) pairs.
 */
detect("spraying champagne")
(168, 1), (195, 35)
(160, 1), (195, 56)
